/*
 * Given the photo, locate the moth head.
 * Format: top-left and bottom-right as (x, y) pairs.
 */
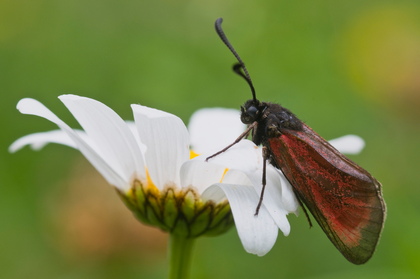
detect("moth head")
(241, 99), (264, 124)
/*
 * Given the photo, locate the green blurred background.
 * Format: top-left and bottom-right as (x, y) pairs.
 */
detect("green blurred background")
(2, 0), (420, 278)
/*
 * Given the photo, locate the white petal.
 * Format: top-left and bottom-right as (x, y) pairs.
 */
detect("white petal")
(199, 167), (254, 202)
(59, 95), (146, 183)
(246, 165), (298, 236)
(274, 168), (299, 214)
(204, 183), (278, 256)
(222, 168), (254, 186)
(329, 135), (365, 155)
(15, 98), (128, 189)
(199, 186), (227, 203)
(199, 139), (297, 235)
(180, 160), (228, 195)
(131, 104), (189, 189)
(188, 108), (246, 154)
(194, 140), (262, 173)
(126, 121), (147, 155)
(9, 129), (79, 152)
(9, 122), (147, 157)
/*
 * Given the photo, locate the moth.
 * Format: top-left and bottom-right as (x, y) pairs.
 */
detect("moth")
(208, 18), (386, 264)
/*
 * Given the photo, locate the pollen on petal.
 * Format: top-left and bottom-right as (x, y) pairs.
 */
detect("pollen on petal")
(219, 168), (229, 183)
(145, 169), (160, 195)
(189, 150), (200, 159)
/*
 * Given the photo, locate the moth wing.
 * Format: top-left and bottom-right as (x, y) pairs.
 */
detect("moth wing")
(268, 124), (386, 264)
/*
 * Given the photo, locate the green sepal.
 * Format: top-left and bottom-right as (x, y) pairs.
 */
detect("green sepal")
(147, 193), (162, 219)
(117, 183), (234, 238)
(145, 195), (169, 231)
(189, 205), (212, 237)
(134, 184), (147, 213)
(209, 202), (231, 228)
(163, 189), (178, 229)
(180, 190), (196, 222)
(172, 217), (190, 237)
(205, 203), (234, 236)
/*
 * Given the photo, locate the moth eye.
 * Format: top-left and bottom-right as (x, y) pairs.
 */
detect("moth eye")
(247, 106), (258, 118)
(241, 105), (258, 124)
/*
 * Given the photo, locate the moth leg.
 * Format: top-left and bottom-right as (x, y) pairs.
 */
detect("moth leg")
(290, 190), (313, 228)
(206, 121), (257, 161)
(255, 146), (269, 216)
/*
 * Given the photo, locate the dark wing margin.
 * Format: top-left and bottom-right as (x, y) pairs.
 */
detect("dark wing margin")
(268, 123), (386, 264)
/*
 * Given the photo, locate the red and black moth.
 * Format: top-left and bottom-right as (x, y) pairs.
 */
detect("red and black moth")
(208, 18), (386, 264)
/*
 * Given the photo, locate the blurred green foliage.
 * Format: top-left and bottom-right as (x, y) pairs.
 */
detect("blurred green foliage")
(2, 0), (420, 278)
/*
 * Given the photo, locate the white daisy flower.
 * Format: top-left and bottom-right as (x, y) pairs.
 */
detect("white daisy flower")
(9, 96), (365, 257)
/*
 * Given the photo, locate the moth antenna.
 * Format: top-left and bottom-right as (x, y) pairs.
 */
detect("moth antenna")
(215, 18), (257, 102)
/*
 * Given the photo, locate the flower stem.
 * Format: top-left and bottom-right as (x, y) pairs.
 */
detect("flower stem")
(168, 234), (195, 279)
